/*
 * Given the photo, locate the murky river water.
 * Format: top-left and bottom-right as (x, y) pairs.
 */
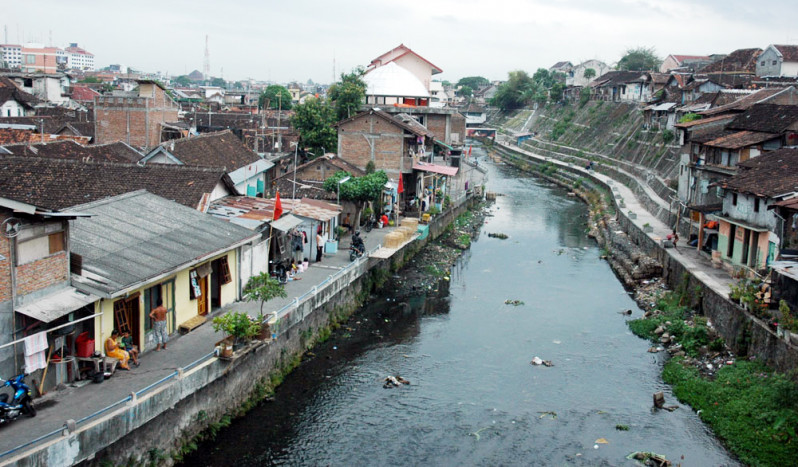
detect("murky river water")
(183, 145), (737, 466)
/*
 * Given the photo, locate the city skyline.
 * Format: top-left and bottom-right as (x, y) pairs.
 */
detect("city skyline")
(4, 0), (798, 84)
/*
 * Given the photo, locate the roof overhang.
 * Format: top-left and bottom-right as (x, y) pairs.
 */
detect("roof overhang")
(270, 213), (303, 232)
(412, 162), (459, 176)
(16, 287), (99, 323)
(711, 214), (770, 232)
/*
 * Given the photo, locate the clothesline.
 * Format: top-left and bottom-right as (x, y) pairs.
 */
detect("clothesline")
(0, 313), (102, 352)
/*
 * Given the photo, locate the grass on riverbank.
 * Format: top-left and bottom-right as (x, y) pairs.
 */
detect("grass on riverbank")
(628, 290), (798, 466)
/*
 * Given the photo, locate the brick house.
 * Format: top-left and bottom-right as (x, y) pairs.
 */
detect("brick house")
(711, 148), (798, 271)
(94, 80), (179, 150)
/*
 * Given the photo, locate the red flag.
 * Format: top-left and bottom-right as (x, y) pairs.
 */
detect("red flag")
(468, 145), (472, 157)
(273, 192), (283, 220)
(397, 175), (404, 194)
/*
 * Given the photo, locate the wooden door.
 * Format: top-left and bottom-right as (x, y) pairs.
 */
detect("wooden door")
(197, 276), (208, 316)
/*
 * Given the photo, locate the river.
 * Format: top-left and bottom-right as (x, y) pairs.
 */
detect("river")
(182, 144), (738, 466)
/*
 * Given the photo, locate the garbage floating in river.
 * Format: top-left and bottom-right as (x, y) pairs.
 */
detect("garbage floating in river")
(504, 299), (524, 306)
(530, 357), (554, 367)
(488, 232), (509, 239)
(383, 376), (411, 388)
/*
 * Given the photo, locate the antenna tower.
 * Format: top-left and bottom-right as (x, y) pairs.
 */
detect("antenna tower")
(203, 35), (210, 81)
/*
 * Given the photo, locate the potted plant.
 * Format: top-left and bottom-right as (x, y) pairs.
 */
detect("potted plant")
(212, 311), (260, 355)
(643, 223), (653, 233)
(243, 272), (287, 340)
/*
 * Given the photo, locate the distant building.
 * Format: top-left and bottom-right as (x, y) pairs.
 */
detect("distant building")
(367, 44), (443, 93)
(756, 44), (798, 77)
(0, 44), (22, 69)
(64, 43), (95, 71)
(18, 44), (67, 74)
(660, 54), (711, 73)
(567, 59), (611, 87)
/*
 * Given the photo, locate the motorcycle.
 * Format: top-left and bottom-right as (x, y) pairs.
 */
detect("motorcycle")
(269, 259), (289, 285)
(349, 243), (365, 261)
(0, 373), (36, 424)
(363, 216), (377, 233)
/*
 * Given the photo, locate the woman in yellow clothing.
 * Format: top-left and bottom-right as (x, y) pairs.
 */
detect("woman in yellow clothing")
(105, 329), (131, 370)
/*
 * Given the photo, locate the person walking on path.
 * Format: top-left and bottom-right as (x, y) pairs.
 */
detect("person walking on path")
(315, 231), (324, 262)
(149, 298), (168, 351)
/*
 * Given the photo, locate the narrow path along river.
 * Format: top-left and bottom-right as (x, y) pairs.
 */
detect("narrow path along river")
(183, 146), (738, 466)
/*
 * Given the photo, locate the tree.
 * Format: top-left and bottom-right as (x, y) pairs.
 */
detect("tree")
(583, 68), (596, 80)
(457, 85), (473, 98)
(291, 97), (337, 157)
(172, 75), (192, 87)
(259, 85), (293, 110)
(327, 67), (366, 120)
(243, 272), (287, 317)
(79, 76), (101, 84)
(618, 47), (662, 72)
(550, 82), (565, 102)
(457, 76), (490, 90)
(491, 70), (535, 110)
(210, 77), (227, 88)
(324, 170), (389, 227)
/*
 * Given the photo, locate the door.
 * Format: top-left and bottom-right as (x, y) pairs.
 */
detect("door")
(197, 276), (208, 316)
(113, 294), (141, 349)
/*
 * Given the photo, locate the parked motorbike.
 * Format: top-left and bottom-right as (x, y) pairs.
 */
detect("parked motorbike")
(0, 373), (36, 424)
(269, 259), (289, 285)
(363, 216), (377, 233)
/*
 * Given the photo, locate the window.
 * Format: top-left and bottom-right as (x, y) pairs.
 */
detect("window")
(761, 61), (766, 66)
(17, 231), (65, 264)
(219, 256), (232, 285)
(24, 54), (35, 64)
(754, 198), (760, 212)
(732, 193), (737, 206)
(773, 60), (778, 66)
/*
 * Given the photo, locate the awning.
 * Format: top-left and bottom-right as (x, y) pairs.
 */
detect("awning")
(412, 162), (459, 176)
(433, 139), (453, 150)
(270, 213), (303, 232)
(651, 102), (676, 111)
(712, 214), (770, 232)
(16, 287), (98, 323)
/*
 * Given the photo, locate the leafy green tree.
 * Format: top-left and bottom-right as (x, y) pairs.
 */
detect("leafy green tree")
(583, 68), (596, 80)
(491, 70), (535, 110)
(618, 47), (662, 71)
(324, 170), (389, 227)
(210, 77), (227, 88)
(172, 75), (192, 87)
(550, 83), (565, 102)
(243, 272), (287, 317)
(457, 76), (490, 90)
(79, 76), (101, 84)
(457, 85), (473, 98)
(441, 80), (451, 87)
(327, 67), (366, 120)
(291, 97), (336, 157)
(259, 85), (293, 110)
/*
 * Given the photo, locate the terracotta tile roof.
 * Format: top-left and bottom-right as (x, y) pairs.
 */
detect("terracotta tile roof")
(703, 130), (780, 149)
(152, 129), (261, 170)
(691, 129), (736, 144)
(773, 45), (798, 62)
(672, 55), (711, 62)
(270, 155), (365, 201)
(718, 148), (798, 197)
(673, 114), (735, 129)
(0, 128), (34, 144)
(369, 44), (443, 75)
(0, 156), (234, 211)
(700, 88), (785, 116)
(726, 104), (798, 133)
(594, 71), (649, 87)
(336, 108), (434, 138)
(70, 85), (100, 102)
(1, 139), (142, 162)
(699, 48), (762, 73)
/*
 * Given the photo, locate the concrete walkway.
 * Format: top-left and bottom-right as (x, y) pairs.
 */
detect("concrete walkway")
(495, 139), (736, 297)
(0, 226), (396, 457)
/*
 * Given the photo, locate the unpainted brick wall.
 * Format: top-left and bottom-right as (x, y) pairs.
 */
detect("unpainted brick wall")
(339, 115), (404, 172)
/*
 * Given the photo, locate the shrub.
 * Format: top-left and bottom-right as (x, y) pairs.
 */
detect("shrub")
(662, 129), (675, 144)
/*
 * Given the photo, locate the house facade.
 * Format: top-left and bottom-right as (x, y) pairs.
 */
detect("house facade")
(566, 59), (611, 87)
(70, 191), (259, 353)
(756, 45), (798, 77)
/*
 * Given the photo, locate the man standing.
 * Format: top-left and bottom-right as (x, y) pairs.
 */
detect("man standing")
(149, 298), (168, 351)
(315, 230), (324, 262)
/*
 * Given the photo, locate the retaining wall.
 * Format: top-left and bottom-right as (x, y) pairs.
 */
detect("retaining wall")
(5, 196), (480, 466)
(495, 143), (798, 373)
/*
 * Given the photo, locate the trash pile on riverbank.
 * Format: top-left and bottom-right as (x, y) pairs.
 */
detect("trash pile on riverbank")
(389, 202), (492, 296)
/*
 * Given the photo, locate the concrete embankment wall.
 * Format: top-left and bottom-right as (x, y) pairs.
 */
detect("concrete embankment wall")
(7, 198), (478, 466)
(493, 143), (798, 373)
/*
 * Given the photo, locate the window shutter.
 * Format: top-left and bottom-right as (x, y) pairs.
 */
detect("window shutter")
(219, 256), (232, 285)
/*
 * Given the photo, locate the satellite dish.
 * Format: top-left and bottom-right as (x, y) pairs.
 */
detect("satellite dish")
(2, 217), (21, 238)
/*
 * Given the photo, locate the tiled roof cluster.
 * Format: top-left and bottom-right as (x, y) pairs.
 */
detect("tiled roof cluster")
(699, 48), (762, 73)
(154, 130), (261, 170)
(0, 156), (232, 211)
(2, 140), (143, 163)
(718, 148), (798, 197)
(773, 45), (798, 62)
(0, 77), (40, 108)
(726, 104), (798, 133)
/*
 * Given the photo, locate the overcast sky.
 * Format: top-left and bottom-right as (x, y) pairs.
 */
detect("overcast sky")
(4, 0), (798, 84)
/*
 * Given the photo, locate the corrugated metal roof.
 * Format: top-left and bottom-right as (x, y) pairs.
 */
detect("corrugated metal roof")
(208, 196), (341, 225)
(412, 161), (459, 176)
(70, 191), (259, 297)
(16, 287), (98, 323)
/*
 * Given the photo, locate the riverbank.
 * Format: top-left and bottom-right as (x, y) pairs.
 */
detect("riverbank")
(490, 139), (798, 466)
